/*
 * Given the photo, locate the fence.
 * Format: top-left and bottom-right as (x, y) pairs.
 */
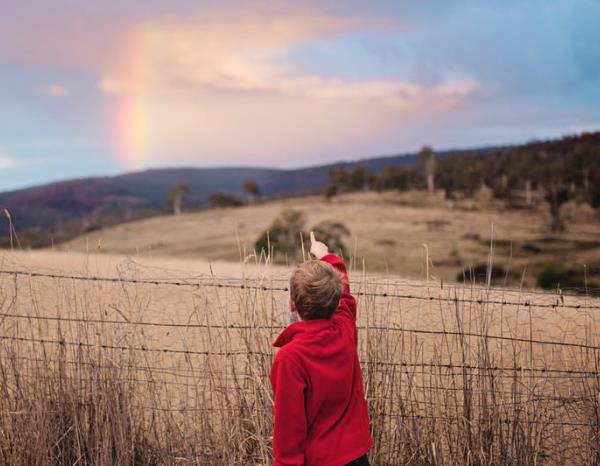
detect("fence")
(0, 265), (599, 465)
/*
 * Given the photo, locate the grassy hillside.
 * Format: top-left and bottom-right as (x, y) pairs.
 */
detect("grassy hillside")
(59, 190), (600, 290)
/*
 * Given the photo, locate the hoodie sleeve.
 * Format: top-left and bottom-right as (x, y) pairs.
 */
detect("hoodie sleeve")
(270, 354), (308, 466)
(320, 253), (357, 323)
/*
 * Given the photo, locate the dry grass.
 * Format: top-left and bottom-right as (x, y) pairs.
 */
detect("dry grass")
(0, 250), (599, 465)
(57, 191), (600, 286)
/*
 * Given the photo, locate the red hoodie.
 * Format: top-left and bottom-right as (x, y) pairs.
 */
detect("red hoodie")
(270, 254), (372, 466)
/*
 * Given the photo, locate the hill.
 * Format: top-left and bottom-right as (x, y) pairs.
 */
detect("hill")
(1, 131), (598, 248)
(58, 190), (600, 290)
(0, 146), (495, 247)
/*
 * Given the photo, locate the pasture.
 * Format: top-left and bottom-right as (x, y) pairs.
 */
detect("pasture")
(0, 250), (599, 465)
(58, 191), (600, 288)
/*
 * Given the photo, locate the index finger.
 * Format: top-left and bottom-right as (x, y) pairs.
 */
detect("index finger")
(310, 231), (316, 243)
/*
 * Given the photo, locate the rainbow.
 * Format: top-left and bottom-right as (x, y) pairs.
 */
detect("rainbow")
(112, 96), (148, 170)
(109, 28), (152, 171)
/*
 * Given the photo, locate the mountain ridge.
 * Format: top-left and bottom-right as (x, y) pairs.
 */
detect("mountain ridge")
(1, 132), (595, 247)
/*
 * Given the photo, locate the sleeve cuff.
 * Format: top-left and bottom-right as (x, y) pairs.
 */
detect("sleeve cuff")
(319, 253), (340, 263)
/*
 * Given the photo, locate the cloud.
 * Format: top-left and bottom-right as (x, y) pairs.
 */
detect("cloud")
(42, 84), (70, 96)
(97, 4), (484, 169)
(98, 5), (478, 109)
(99, 6), (366, 96)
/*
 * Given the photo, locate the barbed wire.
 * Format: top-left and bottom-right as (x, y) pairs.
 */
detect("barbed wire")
(8, 355), (596, 387)
(6, 373), (575, 410)
(1, 333), (598, 377)
(1, 397), (594, 429)
(7, 371), (226, 390)
(9, 354), (596, 395)
(1, 269), (287, 291)
(179, 272), (599, 297)
(5, 354), (593, 381)
(371, 368), (600, 380)
(2, 372), (594, 413)
(375, 413), (596, 428)
(0, 334), (272, 357)
(2, 269), (599, 310)
(364, 360), (600, 377)
(3, 355), (236, 377)
(2, 311), (598, 350)
(363, 325), (600, 350)
(0, 311), (277, 330)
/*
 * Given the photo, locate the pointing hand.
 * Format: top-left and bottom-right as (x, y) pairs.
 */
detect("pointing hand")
(310, 231), (329, 259)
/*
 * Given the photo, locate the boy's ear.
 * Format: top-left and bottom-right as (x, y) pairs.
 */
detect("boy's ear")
(290, 298), (304, 320)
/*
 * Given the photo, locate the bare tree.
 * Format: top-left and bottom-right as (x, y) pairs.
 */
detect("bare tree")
(525, 179), (532, 205)
(419, 145), (436, 193)
(167, 184), (190, 215)
(582, 167), (590, 193)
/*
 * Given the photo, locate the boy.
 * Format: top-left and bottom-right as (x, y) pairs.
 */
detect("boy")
(270, 232), (372, 466)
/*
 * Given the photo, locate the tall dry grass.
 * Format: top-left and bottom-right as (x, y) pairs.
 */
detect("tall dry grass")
(0, 254), (598, 465)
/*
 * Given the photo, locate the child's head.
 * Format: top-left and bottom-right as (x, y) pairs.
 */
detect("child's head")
(289, 260), (343, 320)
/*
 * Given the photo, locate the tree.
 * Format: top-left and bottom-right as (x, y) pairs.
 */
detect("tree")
(255, 209), (307, 263)
(311, 221), (350, 258)
(492, 174), (514, 200)
(167, 184), (190, 215)
(373, 165), (417, 192)
(419, 145), (436, 193)
(349, 165), (373, 191)
(242, 179), (262, 203)
(327, 168), (351, 197)
(535, 149), (571, 232)
(437, 152), (496, 199)
(326, 165), (374, 195)
(545, 183), (570, 232)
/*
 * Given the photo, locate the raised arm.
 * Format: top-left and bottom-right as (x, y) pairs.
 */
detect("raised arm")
(310, 232), (357, 322)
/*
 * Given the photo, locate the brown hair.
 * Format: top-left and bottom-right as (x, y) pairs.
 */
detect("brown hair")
(290, 260), (343, 320)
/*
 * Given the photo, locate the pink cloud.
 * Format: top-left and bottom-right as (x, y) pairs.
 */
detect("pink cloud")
(97, 5), (481, 169)
(99, 6), (479, 112)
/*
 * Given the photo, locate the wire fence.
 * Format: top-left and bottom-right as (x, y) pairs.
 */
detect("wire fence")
(2, 268), (599, 309)
(0, 265), (599, 464)
(2, 310), (600, 350)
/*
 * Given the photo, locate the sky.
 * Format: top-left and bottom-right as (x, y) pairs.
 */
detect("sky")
(1, 0), (599, 191)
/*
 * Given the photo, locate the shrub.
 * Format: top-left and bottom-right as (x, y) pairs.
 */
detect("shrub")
(255, 209), (307, 263)
(537, 262), (600, 292)
(457, 263), (519, 286)
(311, 221), (350, 258)
(255, 212), (352, 263)
(209, 192), (244, 208)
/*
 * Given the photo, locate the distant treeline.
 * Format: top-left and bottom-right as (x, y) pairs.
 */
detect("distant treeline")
(326, 132), (600, 209)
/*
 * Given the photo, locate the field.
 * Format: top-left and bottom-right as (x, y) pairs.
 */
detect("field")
(58, 191), (600, 289)
(1, 248), (599, 465)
